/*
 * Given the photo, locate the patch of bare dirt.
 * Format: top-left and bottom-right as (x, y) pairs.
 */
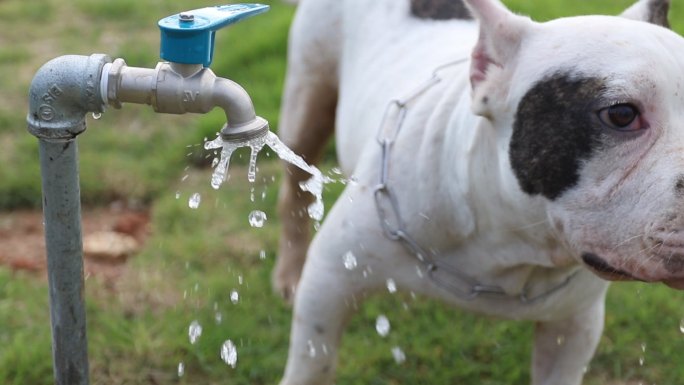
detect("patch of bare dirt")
(0, 204), (150, 284)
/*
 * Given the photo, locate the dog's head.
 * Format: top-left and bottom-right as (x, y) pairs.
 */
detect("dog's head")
(465, 0), (684, 288)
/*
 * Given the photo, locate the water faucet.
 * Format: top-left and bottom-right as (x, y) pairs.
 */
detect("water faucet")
(27, 4), (270, 142)
(103, 4), (270, 141)
(25, 5), (269, 385)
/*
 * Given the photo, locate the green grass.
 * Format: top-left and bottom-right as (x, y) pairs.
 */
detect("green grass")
(2, 0), (684, 384)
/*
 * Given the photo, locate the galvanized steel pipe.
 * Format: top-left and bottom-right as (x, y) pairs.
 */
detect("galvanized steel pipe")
(27, 53), (111, 385)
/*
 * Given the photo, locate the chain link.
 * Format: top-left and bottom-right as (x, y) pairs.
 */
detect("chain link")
(372, 59), (578, 304)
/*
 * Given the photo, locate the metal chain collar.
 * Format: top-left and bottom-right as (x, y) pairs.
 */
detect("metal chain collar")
(372, 59), (578, 304)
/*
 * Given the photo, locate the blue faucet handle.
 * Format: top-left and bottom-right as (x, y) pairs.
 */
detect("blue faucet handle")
(158, 3), (270, 67)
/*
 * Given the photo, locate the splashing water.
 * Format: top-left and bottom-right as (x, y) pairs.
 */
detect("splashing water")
(205, 131), (333, 221)
(343, 251), (358, 270)
(386, 278), (397, 293)
(220, 340), (238, 368)
(91, 112), (102, 120)
(376, 315), (390, 337)
(188, 193), (201, 209)
(299, 175), (325, 220)
(177, 362), (185, 377)
(230, 289), (239, 304)
(307, 340), (316, 357)
(391, 346), (406, 364)
(248, 210), (267, 228)
(188, 320), (202, 344)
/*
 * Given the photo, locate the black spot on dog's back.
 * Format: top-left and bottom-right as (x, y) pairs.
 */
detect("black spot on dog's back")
(410, 0), (472, 20)
(510, 73), (606, 200)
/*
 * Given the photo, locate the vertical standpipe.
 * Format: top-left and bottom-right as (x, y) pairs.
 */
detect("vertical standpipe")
(27, 53), (111, 385)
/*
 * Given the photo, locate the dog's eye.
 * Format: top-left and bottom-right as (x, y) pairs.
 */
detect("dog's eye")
(597, 103), (643, 131)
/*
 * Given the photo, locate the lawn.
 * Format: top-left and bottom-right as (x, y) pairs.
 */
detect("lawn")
(1, 0), (684, 384)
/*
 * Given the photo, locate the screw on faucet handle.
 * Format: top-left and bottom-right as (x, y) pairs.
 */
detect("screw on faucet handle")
(158, 3), (269, 67)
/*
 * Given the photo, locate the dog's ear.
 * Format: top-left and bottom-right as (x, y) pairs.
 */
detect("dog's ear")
(463, 0), (533, 118)
(620, 0), (670, 28)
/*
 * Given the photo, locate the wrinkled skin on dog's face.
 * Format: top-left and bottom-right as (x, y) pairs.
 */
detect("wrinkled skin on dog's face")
(506, 16), (684, 289)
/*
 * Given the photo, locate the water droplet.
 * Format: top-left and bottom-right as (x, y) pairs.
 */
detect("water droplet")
(250, 187), (255, 202)
(261, 189), (267, 201)
(248, 210), (267, 228)
(215, 311), (223, 324)
(386, 278), (397, 293)
(177, 362), (185, 377)
(259, 250), (266, 260)
(376, 315), (390, 337)
(238, 275), (244, 285)
(556, 335), (565, 346)
(91, 112), (102, 120)
(175, 191), (180, 200)
(391, 346), (406, 364)
(188, 320), (202, 344)
(307, 340), (316, 357)
(641, 342), (647, 352)
(639, 356), (645, 366)
(343, 251), (357, 270)
(230, 289), (239, 304)
(679, 318), (684, 333)
(330, 167), (342, 175)
(188, 193), (201, 209)
(220, 340), (238, 368)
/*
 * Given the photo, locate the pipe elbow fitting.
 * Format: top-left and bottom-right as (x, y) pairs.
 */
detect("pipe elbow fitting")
(27, 54), (110, 140)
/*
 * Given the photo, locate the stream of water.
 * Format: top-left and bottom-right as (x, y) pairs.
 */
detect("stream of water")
(204, 131), (334, 221)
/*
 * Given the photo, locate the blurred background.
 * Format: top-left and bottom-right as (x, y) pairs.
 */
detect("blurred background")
(1, 0), (684, 384)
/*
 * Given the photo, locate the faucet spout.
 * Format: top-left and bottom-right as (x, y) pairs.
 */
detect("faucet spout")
(104, 58), (269, 142)
(212, 77), (269, 141)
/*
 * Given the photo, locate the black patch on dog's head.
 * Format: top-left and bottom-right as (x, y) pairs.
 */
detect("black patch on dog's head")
(410, 0), (472, 20)
(510, 73), (607, 200)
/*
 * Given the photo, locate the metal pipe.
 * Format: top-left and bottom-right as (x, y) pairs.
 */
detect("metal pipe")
(104, 58), (269, 141)
(27, 53), (110, 385)
(40, 139), (89, 385)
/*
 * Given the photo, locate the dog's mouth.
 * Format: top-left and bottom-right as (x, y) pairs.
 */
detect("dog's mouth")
(581, 252), (638, 281)
(581, 252), (684, 290)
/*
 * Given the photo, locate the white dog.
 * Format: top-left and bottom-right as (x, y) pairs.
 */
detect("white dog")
(274, 0), (681, 384)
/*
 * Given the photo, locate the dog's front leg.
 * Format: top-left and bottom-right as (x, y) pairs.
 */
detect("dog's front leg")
(279, 233), (365, 385)
(531, 287), (608, 385)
